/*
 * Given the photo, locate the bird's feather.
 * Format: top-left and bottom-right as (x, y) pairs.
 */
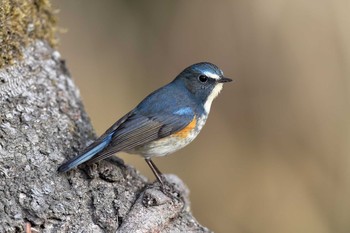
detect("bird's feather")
(58, 107), (194, 171)
(86, 110), (194, 164)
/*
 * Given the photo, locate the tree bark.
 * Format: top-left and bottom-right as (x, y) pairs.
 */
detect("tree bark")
(0, 10), (212, 233)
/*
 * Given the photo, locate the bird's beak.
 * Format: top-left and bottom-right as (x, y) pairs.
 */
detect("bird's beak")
(218, 77), (233, 83)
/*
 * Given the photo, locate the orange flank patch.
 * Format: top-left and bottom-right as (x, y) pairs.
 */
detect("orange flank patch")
(173, 117), (197, 138)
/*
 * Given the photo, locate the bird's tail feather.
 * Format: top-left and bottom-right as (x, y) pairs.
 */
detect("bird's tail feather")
(57, 133), (113, 173)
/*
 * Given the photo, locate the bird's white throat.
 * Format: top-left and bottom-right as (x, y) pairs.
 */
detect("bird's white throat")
(204, 83), (223, 113)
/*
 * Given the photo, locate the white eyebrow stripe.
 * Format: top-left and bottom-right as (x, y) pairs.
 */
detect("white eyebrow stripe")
(203, 71), (220, 80)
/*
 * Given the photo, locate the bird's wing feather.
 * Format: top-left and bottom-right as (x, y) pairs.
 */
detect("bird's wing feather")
(86, 110), (194, 164)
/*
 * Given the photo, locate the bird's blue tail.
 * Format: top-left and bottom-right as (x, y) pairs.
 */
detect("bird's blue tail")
(57, 133), (113, 173)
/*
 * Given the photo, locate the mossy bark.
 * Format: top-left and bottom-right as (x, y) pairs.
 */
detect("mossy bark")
(0, 0), (56, 68)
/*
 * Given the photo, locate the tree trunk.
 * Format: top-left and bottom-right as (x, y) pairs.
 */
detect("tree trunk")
(0, 1), (212, 232)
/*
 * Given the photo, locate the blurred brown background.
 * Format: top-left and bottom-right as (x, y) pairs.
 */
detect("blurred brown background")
(52, 1), (350, 232)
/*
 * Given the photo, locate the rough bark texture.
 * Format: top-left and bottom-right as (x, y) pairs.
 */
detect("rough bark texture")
(0, 41), (212, 233)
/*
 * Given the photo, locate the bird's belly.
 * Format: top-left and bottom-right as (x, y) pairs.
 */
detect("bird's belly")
(127, 115), (207, 158)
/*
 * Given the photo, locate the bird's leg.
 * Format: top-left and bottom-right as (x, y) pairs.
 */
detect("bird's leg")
(145, 158), (164, 186)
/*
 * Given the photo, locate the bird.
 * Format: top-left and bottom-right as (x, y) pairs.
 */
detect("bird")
(58, 62), (232, 185)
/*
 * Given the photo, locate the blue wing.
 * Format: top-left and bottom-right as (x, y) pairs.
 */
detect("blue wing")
(58, 83), (197, 172)
(84, 108), (194, 164)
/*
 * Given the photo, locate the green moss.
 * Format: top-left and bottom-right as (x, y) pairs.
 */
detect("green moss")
(0, 0), (57, 68)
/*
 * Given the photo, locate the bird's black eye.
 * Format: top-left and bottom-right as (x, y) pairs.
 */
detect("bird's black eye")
(198, 75), (208, 83)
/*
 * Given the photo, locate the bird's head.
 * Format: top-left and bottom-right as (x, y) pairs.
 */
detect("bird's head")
(175, 62), (232, 113)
